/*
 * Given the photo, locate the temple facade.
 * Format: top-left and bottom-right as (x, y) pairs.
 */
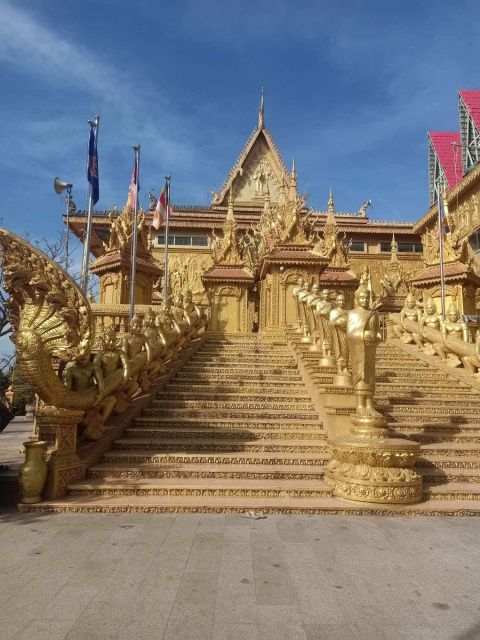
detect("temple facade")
(67, 98), (424, 331)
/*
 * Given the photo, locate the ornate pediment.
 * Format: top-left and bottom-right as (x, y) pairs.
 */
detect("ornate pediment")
(212, 127), (289, 207)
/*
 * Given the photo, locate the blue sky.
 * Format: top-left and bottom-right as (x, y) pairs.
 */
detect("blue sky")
(0, 0), (479, 240)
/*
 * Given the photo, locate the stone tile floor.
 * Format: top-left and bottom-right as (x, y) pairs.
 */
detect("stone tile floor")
(0, 510), (479, 639)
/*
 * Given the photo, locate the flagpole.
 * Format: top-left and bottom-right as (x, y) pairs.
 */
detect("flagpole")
(163, 175), (171, 304)
(81, 114), (100, 292)
(129, 144), (141, 320)
(65, 185), (72, 272)
(439, 190), (447, 320)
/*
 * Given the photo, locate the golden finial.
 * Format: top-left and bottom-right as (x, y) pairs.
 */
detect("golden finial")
(289, 158), (298, 202)
(258, 86), (264, 129)
(328, 188), (335, 212)
(227, 186), (234, 221)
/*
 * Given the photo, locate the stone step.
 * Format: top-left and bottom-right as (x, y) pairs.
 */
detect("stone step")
(380, 398), (480, 408)
(417, 456), (480, 470)
(88, 461), (327, 481)
(124, 425), (326, 441)
(20, 495), (480, 515)
(420, 443), (480, 457)
(376, 373), (453, 381)
(376, 387), (475, 397)
(173, 371), (302, 381)
(168, 378), (306, 389)
(181, 362), (298, 370)
(192, 354), (294, 362)
(394, 426), (480, 444)
(419, 467), (480, 483)
(142, 408), (319, 421)
(424, 483), (480, 501)
(111, 437), (330, 453)
(102, 449), (331, 466)
(158, 388), (311, 399)
(149, 399), (316, 411)
(381, 408), (480, 420)
(67, 477), (333, 499)
(133, 415), (322, 429)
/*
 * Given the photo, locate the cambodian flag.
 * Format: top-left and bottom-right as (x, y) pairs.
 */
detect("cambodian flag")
(87, 124), (99, 205)
(128, 152), (140, 209)
(152, 181), (171, 230)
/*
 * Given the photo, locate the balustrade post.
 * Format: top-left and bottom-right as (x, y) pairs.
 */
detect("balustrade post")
(34, 405), (85, 499)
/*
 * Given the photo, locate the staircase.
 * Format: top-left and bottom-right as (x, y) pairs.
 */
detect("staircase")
(49, 336), (334, 513)
(22, 335), (480, 515)
(376, 340), (480, 502)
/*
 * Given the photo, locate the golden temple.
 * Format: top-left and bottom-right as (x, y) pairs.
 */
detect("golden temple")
(3, 89), (480, 515)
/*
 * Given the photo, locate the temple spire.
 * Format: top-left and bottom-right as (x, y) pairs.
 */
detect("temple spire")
(227, 187), (235, 221)
(326, 189), (336, 225)
(390, 232), (398, 262)
(328, 188), (335, 212)
(258, 86), (264, 129)
(289, 158), (297, 202)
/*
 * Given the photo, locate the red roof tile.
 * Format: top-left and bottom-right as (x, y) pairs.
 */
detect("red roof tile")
(460, 90), (480, 131)
(409, 261), (480, 285)
(202, 265), (254, 282)
(429, 132), (462, 190)
(319, 268), (359, 284)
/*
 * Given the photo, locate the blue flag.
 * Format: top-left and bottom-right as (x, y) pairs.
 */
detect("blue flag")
(87, 124), (99, 205)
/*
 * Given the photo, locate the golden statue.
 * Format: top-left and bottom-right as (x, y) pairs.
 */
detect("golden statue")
(144, 309), (167, 378)
(292, 277), (304, 332)
(184, 289), (207, 331)
(440, 302), (469, 367)
(393, 293), (423, 347)
(122, 315), (151, 393)
(305, 284), (322, 351)
(297, 282), (312, 342)
(315, 288), (335, 365)
(329, 293), (351, 384)
(347, 286), (387, 434)
(418, 298), (443, 356)
(326, 284), (422, 503)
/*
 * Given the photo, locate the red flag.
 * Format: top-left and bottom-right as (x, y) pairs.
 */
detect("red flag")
(152, 182), (171, 230)
(128, 154), (140, 208)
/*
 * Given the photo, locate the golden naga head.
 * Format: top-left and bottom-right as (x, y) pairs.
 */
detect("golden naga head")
(173, 293), (184, 307)
(103, 325), (118, 351)
(130, 314), (143, 334)
(145, 308), (156, 327)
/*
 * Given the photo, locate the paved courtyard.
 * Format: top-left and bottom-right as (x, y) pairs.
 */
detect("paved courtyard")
(0, 510), (479, 639)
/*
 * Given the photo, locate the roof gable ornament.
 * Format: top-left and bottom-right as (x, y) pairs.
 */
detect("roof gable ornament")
(258, 86), (264, 129)
(211, 96), (289, 207)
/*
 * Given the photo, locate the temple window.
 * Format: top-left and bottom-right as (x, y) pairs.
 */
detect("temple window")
(350, 241), (365, 252)
(380, 242), (422, 253)
(157, 235), (209, 247)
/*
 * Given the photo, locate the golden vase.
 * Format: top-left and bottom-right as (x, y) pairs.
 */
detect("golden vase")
(19, 440), (48, 504)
